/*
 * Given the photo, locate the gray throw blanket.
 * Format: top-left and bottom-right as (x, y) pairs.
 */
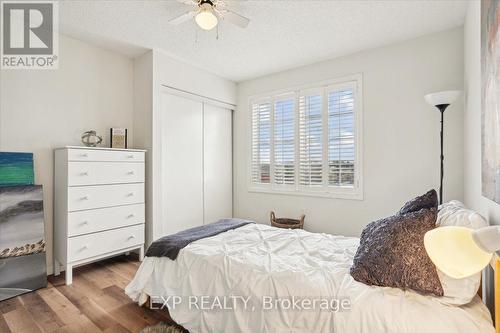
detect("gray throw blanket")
(145, 218), (254, 260)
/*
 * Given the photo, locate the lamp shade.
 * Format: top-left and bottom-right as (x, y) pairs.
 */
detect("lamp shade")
(424, 90), (461, 107)
(195, 5), (218, 30)
(424, 226), (492, 279)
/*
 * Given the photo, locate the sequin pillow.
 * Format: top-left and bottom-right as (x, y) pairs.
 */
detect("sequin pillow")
(350, 207), (443, 296)
(399, 189), (438, 215)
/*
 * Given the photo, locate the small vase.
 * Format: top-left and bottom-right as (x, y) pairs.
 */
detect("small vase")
(81, 130), (103, 147)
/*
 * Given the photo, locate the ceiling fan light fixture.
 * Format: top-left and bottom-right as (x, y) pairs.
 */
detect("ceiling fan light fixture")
(169, 0), (249, 30)
(195, 5), (218, 30)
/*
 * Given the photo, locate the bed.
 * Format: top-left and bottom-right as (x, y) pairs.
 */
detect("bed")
(125, 223), (496, 333)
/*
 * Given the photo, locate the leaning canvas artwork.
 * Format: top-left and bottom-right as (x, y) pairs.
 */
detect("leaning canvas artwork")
(0, 152), (34, 187)
(481, 0), (500, 203)
(0, 185), (47, 301)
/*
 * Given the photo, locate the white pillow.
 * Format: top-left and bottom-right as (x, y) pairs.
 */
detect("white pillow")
(437, 200), (488, 229)
(435, 200), (488, 305)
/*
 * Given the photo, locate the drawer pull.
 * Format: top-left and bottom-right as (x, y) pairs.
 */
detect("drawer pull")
(81, 171), (89, 176)
(81, 153), (89, 157)
(128, 235), (136, 240)
(81, 196), (90, 201)
(126, 154), (135, 159)
(81, 221), (89, 226)
(127, 192), (135, 197)
(127, 214), (135, 218)
(127, 170), (135, 175)
(81, 245), (89, 250)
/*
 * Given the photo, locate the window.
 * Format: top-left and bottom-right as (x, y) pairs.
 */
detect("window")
(299, 91), (323, 187)
(251, 100), (271, 184)
(328, 86), (355, 187)
(249, 75), (363, 199)
(274, 96), (295, 185)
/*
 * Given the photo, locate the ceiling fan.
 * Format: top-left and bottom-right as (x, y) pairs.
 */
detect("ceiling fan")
(169, 0), (250, 31)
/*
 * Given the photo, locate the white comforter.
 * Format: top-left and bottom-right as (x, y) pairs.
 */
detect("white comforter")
(125, 223), (494, 333)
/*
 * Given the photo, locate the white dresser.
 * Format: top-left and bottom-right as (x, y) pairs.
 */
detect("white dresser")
(54, 146), (146, 285)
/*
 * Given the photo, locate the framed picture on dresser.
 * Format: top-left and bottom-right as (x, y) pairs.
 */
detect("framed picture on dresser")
(110, 128), (128, 149)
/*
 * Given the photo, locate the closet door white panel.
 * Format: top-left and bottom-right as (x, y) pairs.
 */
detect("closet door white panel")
(161, 92), (204, 235)
(203, 104), (233, 224)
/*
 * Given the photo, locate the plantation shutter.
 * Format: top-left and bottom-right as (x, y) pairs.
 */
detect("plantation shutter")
(249, 76), (361, 198)
(273, 96), (295, 185)
(251, 100), (271, 184)
(298, 90), (323, 187)
(327, 83), (356, 187)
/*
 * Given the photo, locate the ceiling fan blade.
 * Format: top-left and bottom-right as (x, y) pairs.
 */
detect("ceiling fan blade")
(221, 10), (250, 28)
(169, 11), (197, 25)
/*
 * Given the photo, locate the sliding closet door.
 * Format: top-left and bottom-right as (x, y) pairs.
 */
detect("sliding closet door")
(203, 104), (233, 224)
(161, 92), (204, 234)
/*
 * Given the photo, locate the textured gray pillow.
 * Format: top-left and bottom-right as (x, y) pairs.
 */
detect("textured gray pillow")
(350, 208), (443, 296)
(399, 189), (438, 215)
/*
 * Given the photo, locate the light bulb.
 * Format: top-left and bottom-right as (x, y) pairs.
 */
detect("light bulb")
(195, 8), (218, 30)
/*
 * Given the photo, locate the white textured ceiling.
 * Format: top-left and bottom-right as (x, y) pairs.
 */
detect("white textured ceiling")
(59, 0), (467, 82)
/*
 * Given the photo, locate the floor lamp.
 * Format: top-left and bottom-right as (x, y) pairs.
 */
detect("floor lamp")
(424, 90), (461, 205)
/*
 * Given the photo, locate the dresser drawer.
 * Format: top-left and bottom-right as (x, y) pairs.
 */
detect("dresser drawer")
(68, 162), (144, 186)
(68, 204), (145, 237)
(67, 224), (144, 262)
(68, 149), (145, 162)
(68, 183), (144, 211)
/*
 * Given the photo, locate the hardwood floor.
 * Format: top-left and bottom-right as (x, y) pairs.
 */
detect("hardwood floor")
(0, 255), (178, 333)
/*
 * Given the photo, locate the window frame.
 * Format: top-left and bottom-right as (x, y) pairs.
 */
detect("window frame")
(247, 73), (364, 200)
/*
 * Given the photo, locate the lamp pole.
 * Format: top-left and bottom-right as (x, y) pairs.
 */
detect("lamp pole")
(424, 90), (461, 206)
(436, 104), (449, 205)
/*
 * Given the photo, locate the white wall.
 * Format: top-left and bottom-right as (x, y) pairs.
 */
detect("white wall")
(463, 1), (500, 314)
(0, 34), (134, 274)
(234, 28), (465, 237)
(133, 51), (154, 246)
(154, 50), (236, 106)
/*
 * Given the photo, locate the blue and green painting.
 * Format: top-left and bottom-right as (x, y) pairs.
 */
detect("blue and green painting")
(0, 152), (34, 187)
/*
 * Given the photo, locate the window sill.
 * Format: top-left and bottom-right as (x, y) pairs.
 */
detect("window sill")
(247, 187), (364, 201)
